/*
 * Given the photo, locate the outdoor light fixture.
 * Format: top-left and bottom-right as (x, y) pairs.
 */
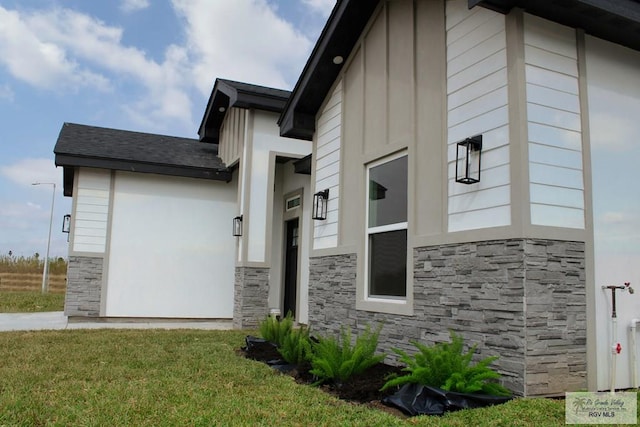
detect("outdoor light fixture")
(455, 135), (483, 184)
(232, 215), (243, 237)
(332, 55), (344, 65)
(312, 189), (329, 221)
(62, 214), (71, 233)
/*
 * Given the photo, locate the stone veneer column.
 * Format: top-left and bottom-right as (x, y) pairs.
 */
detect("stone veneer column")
(233, 266), (269, 329)
(64, 256), (103, 317)
(523, 240), (586, 395)
(307, 238), (586, 396)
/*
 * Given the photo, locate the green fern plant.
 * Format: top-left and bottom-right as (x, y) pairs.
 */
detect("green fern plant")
(278, 325), (313, 365)
(381, 331), (511, 396)
(309, 324), (385, 385)
(258, 312), (294, 347)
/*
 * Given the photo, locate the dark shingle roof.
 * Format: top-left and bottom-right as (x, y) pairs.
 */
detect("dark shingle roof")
(54, 123), (231, 195)
(198, 78), (291, 143)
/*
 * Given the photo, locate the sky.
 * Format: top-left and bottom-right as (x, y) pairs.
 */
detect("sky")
(0, 0), (334, 258)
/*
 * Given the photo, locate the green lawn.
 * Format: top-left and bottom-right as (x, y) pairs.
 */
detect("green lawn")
(1, 329), (632, 426)
(0, 291), (65, 313)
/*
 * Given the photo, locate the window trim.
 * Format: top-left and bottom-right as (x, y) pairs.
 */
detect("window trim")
(363, 152), (409, 302)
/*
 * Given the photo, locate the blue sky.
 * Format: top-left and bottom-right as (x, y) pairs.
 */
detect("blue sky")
(0, 0), (334, 258)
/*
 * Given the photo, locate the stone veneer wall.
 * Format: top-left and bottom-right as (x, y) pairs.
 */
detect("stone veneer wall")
(64, 256), (103, 317)
(308, 239), (586, 396)
(233, 266), (269, 329)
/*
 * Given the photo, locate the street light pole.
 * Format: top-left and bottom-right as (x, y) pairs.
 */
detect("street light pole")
(32, 182), (56, 294)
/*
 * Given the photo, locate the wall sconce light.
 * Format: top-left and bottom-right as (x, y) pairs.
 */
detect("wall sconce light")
(312, 189), (329, 220)
(455, 135), (483, 184)
(62, 214), (71, 233)
(232, 215), (243, 237)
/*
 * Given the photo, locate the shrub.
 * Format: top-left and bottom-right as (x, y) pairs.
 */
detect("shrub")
(278, 325), (313, 365)
(258, 312), (294, 347)
(309, 324), (385, 386)
(381, 331), (511, 396)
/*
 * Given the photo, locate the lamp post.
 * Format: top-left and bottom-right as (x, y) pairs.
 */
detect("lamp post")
(32, 182), (55, 293)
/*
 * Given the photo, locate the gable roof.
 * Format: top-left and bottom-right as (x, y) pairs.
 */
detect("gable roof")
(55, 123), (231, 196)
(278, 0), (379, 140)
(279, 0), (640, 140)
(198, 78), (291, 144)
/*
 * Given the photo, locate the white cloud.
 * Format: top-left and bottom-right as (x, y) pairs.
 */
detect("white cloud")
(120, 0), (150, 13)
(302, 0), (336, 16)
(0, 84), (13, 101)
(0, 158), (63, 189)
(0, 7), (111, 91)
(0, 2), (316, 131)
(171, 0), (313, 94)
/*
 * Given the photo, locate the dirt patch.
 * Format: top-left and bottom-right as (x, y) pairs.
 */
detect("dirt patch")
(241, 336), (405, 416)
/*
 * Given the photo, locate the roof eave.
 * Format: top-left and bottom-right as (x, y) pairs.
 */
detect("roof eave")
(470, 0), (640, 52)
(279, 0), (380, 139)
(55, 154), (232, 183)
(199, 79), (291, 143)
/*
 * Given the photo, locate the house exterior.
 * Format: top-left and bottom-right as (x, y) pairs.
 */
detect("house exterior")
(198, 79), (313, 328)
(55, 79), (312, 325)
(53, 0), (640, 398)
(279, 0), (640, 396)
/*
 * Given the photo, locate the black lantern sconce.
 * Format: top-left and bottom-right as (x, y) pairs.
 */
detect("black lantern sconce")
(312, 189), (329, 220)
(232, 215), (243, 237)
(62, 214), (71, 233)
(455, 135), (483, 184)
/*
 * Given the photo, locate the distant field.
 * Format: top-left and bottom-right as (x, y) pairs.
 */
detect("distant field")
(0, 255), (66, 294)
(0, 273), (66, 293)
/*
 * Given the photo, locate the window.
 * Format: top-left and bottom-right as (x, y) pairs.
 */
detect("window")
(286, 195), (301, 211)
(366, 154), (408, 298)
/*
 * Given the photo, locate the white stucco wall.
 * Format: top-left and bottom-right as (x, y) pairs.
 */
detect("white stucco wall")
(586, 36), (640, 391)
(72, 168), (111, 254)
(105, 172), (237, 318)
(446, 0), (511, 232)
(245, 110), (312, 263)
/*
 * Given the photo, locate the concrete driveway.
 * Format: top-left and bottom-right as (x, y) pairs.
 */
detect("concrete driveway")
(0, 312), (233, 332)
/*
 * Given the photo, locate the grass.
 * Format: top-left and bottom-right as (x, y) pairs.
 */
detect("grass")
(0, 291), (64, 313)
(0, 291), (65, 312)
(1, 329), (634, 426)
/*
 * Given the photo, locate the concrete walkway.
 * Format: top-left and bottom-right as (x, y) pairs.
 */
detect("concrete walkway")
(0, 312), (233, 332)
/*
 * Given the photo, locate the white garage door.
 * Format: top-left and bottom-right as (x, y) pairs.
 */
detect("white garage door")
(105, 172), (236, 318)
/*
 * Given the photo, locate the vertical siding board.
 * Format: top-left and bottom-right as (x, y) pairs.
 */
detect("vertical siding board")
(446, 0), (510, 232)
(218, 108), (245, 166)
(363, 8), (387, 153)
(387, 0), (413, 147)
(341, 46), (364, 245)
(524, 14), (585, 229)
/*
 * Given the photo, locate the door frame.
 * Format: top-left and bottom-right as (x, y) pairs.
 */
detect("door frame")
(281, 189), (304, 319)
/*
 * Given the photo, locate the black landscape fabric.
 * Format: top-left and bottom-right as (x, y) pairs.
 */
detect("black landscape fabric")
(382, 383), (513, 416)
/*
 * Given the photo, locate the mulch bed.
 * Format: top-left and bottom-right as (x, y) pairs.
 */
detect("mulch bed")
(241, 337), (406, 417)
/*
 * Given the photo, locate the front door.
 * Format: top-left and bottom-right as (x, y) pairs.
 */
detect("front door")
(283, 218), (299, 317)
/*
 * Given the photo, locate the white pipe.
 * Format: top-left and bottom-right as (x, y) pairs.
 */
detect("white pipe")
(611, 317), (619, 395)
(630, 319), (640, 389)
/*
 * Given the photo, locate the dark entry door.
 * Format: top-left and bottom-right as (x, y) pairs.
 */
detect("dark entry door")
(283, 218), (299, 317)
